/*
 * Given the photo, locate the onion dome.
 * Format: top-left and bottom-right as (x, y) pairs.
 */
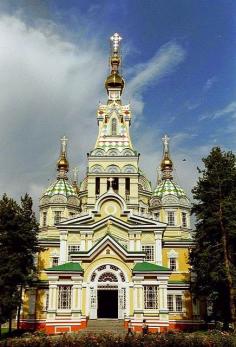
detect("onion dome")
(43, 179), (77, 198)
(153, 179), (187, 199)
(105, 33), (125, 95)
(41, 136), (77, 199)
(152, 135), (189, 203)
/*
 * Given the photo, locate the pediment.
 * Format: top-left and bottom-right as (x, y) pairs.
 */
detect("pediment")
(70, 234), (145, 262)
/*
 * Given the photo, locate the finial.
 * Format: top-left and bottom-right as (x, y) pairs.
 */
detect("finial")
(162, 134), (170, 154)
(105, 33), (124, 98)
(60, 135), (68, 154)
(110, 33), (122, 54)
(161, 134), (173, 180)
(57, 136), (69, 179)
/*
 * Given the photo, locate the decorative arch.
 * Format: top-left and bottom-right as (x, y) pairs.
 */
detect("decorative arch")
(107, 148), (119, 156)
(107, 165), (120, 173)
(122, 165), (136, 173)
(93, 149), (105, 156)
(122, 149), (134, 156)
(90, 264), (127, 283)
(90, 165), (103, 173)
(139, 175), (152, 192)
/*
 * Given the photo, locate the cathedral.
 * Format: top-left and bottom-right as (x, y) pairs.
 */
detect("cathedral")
(21, 33), (201, 333)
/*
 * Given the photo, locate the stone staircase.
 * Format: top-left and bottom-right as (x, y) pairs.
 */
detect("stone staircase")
(81, 319), (126, 335)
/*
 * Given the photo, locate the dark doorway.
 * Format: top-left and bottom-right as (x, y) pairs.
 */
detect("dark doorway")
(97, 290), (118, 318)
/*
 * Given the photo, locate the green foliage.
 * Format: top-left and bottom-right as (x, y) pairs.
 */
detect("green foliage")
(0, 331), (236, 347)
(0, 193), (39, 325)
(190, 147), (236, 325)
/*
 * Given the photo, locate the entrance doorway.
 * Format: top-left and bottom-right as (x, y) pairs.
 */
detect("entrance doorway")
(97, 290), (118, 318)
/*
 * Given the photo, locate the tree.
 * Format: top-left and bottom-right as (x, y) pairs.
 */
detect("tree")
(0, 194), (39, 333)
(190, 147), (236, 330)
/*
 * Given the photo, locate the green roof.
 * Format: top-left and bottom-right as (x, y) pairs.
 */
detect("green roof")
(133, 261), (170, 272)
(153, 178), (187, 199)
(43, 178), (77, 198)
(168, 280), (189, 284)
(46, 262), (83, 272)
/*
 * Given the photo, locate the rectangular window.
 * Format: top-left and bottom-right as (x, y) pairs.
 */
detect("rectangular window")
(176, 295), (183, 312)
(168, 294), (183, 312)
(54, 211), (61, 224)
(167, 294), (174, 312)
(182, 212), (187, 228)
(142, 245), (154, 261)
(44, 290), (49, 311)
(58, 286), (72, 310)
(169, 258), (177, 271)
(144, 286), (158, 309)
(167, 211), (175, 226)
(68, 245), (80, 253)
(52, 257), (59, 267)
(95, 177), (100, 195)
(42, 212), (47, 227)
(125, 177), (130, 195)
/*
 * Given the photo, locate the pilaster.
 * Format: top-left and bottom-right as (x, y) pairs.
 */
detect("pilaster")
(59, 230), (68, 264)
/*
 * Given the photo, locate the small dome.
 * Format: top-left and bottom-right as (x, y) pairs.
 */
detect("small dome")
(153, 179), (187, 199)
(105, 72), (125, 91)
(43, 178), (77, 198)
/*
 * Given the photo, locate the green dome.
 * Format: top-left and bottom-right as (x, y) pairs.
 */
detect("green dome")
(43, 178), (77, 198)
(153, 179), (186, 199)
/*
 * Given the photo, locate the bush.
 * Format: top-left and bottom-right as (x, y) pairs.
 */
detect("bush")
(0, 330), (235, 347)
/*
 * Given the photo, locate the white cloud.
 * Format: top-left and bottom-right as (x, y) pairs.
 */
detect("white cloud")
(124, 42), (186, 117)
(0, 15), (106, 204)
(213, 101), (236, 119)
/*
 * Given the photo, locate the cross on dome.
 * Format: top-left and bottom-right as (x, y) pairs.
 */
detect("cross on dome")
(162, 134), (170, 153)
(108, 177), (114, 184)
(60, 135), (68, 153)
(110, 33), (122, 53)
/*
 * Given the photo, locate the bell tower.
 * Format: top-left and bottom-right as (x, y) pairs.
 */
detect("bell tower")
(85, 33), (140, 211)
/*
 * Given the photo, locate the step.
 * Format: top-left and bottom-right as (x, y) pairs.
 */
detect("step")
(83, 319), (126, 334)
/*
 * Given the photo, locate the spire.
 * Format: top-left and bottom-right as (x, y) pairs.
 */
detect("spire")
(161, 134), (173, 179)
(72, 167), (80, 194)
(105, 33), (124, 100)
(57, 136), (69, 179)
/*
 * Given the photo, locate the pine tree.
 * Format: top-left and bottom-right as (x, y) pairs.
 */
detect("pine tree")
(190, 147), (236, 329)
(0, 194), (39, 332)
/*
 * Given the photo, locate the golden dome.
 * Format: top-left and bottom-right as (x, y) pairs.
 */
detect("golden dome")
(57, 153), (69, 171)
(105, 72), (125, 92)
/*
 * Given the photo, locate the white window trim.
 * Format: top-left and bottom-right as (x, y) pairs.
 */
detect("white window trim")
(167, 249), (179, 271)
(166, 210), (176, 226)
(167, 290), (185, 313)
(144, 285), (158, 310)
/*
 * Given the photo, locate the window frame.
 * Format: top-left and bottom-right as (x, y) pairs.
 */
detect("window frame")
(57, 285), (72, 310)
(167, 293), (183, 313)
(167, 211), (175, 226)
(54, 211), (62, 225)
(144, 285), (158, 310)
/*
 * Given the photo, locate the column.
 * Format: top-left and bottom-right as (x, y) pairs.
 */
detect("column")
(71, 276), (83, 318)
(60, 230), (68, 264)
(80, 233), (86, 251)
(87, 234), (93, 250)
(129, 234), (134, 251)
(159, 281), (169, 321)
(135, 232), (141, 251)
(154, 232), (162, 265)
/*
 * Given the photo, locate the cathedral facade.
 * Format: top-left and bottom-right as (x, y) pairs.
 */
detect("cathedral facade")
(21, 34), (201, 333)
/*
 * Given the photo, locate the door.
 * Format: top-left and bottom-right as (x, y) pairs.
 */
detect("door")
(97, 290), (118, 318)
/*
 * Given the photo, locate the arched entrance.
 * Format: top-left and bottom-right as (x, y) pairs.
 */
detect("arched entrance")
(89, 264), (127, 319)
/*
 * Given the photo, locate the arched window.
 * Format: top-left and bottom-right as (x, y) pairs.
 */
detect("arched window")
(111, 118), (117, 135)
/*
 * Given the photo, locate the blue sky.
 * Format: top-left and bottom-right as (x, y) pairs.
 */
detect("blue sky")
(0, 0), (235, 207)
